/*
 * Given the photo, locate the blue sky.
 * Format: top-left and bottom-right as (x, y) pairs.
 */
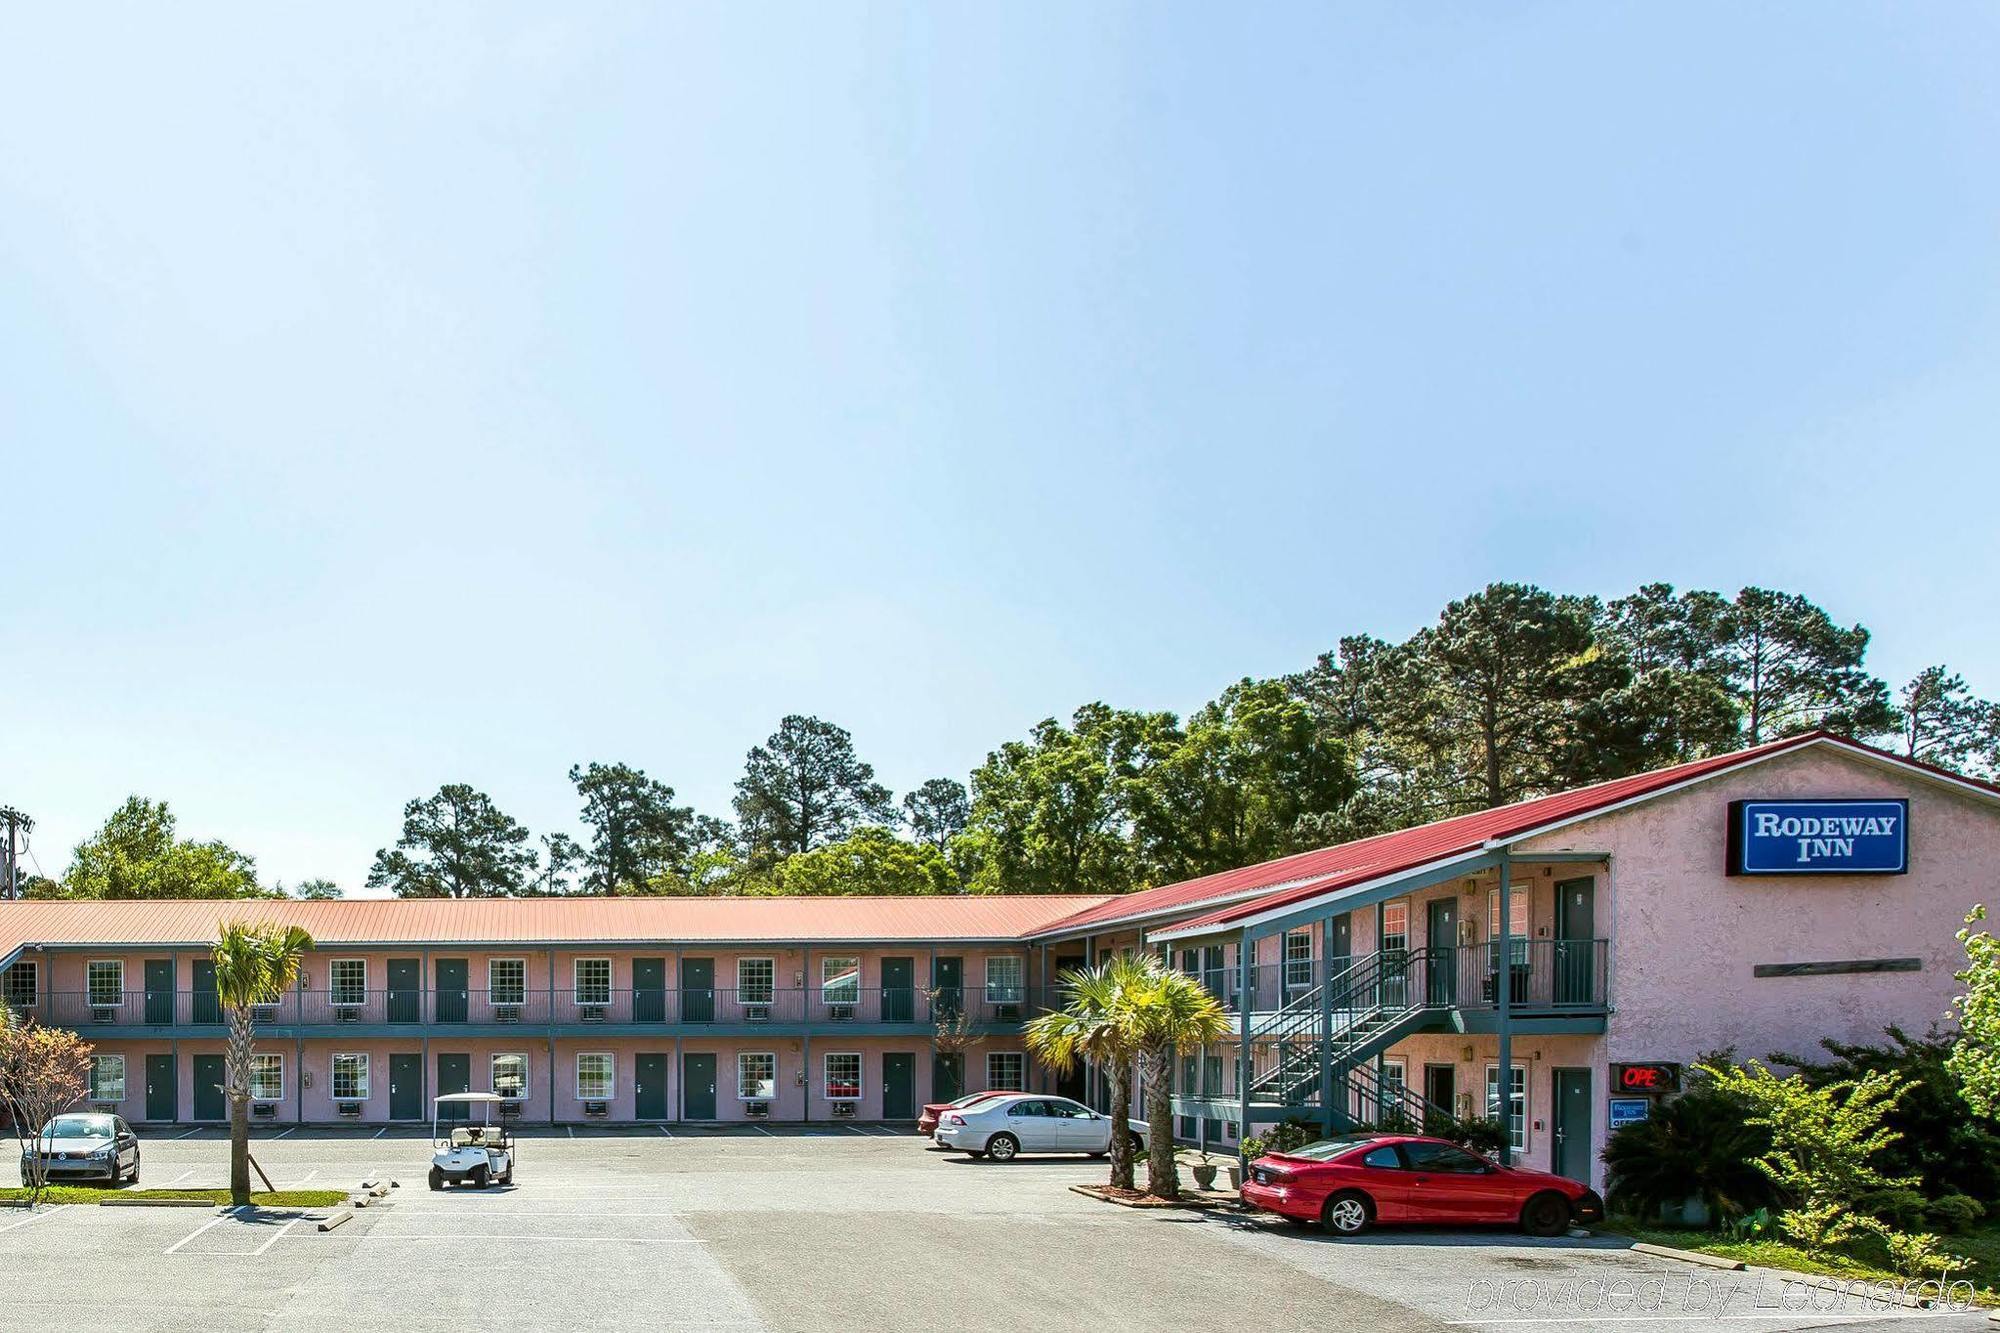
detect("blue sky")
(4, 3), (1997, 894)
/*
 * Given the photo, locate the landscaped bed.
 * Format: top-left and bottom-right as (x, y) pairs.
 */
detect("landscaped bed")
(1606, 1223), (2000, 1307)
(0, 1187), (348, 1208)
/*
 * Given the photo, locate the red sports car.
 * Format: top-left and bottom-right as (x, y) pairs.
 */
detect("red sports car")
(916, 1090), (1018, 1137)
(1239, 1133), (1604, 1237)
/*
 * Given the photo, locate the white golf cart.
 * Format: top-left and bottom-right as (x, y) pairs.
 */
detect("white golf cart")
(428, 1092), (515, 1190)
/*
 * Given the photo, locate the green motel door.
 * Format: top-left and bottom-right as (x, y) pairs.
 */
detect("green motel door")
(636, 1054), (670, 1120)
(146, 1054), (177, 1123)
(882, 1053), (916, 1122)
(437, 1053), (470, 1124)
(1553, 1068), (1593, 1183)
(390, 1053), (423, 1121)
(683, 1053), (717, 1120)
(192, 1054), (227, 1122)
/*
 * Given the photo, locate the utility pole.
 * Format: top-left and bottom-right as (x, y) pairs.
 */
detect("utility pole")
(0, 807), (30, 901)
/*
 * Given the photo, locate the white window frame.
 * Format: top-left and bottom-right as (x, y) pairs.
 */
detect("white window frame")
(576, 1052), (614, 1102)
(329, 958), (368, 1008)
(492, 1053), (529, 1101)
(820, 956), (861, 1005)
(332, 1052), (370, 1102)
(1283, 929), (1314, 990)
(1381, 901), (1409, 952)
(736, 957), (775, 1005)
(488, 958), (527, 1007)
(2, 960), (38, 1009)
(823, 1051), (862, 1101)
(985, 1051), (1025, 1091)
(1487, 886), (1531, 965)
(573, 958), (612, 1006)
(89, 1054), (126, 1102)
(249, 1053), (285, 1102)
(737, 1051), (776, 1101)
(87, 960), (124, 1008)
(1382, 1058), (1407, 1097)
(1485, 1063), (1528, 1153)
(984, 955), (1024, 1004)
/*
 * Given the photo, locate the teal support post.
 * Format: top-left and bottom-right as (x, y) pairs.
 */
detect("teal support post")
(1318, 914), (1335, 1134)
(1495, 847), (1513, 1165)
(1236, 929), (1252, 1159)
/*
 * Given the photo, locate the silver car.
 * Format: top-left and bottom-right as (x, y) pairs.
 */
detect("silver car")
(20, 1112), (142, 1185)
(932, 1094), (1146, 1162)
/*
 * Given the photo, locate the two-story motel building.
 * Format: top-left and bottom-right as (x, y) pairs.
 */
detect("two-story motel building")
(2, 731), (1994, 1192)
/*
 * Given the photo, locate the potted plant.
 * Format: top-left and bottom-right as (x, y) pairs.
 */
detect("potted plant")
(1190, 1152), (1218, 1191)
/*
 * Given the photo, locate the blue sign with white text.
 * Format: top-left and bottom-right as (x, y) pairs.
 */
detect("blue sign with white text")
(1608, 1099), (1651, 1130)
(1727, 799), (1908, 876)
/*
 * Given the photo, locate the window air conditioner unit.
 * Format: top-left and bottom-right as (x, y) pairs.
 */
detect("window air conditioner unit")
(252, 1103), (278, 1121)
(91, 1006), (117, 1023)
(494, 1005), (520, 1023)
(252, 1004), (279, 1022)
(336, 1007), (359, 1023)
(830, 1100), (856, 1119)
(995, 1002), (1021, 1021)
(499, 1100), (522, 1120)
(583, 1101), (608, 1118)
(744, 1100), (770, 1119)
(336, 1102), (363, 1118)
(744, 1004), (770, 1022)
(580, 1005), (605, 1022)
(89, 1099), (120, 1110)
(828, 1004), (854, 1022)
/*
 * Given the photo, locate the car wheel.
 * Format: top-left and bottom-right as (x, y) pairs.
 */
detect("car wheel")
(1128, 1133), (1145, 1158)
(428, 1167), (445, 1191)
(127, 1158), (140, 1186)
(1322, 1191), (1372, 1236)
(1520, 1191), (1572, 1237)
(470, 1165), (490, 1189)
(106, 1161), (121, 1186)
(1088, 1150), (1107, 1159)
(986, 1133), (1019, 1162)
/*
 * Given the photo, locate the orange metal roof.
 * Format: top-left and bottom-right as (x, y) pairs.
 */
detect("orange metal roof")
(0, 894), (1113, 960)
(1032, 731), (2000, 940)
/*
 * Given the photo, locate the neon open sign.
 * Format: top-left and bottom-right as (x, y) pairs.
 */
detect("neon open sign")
(1727, 799), (1909, 876)
(1611, 1063), (1680, 1094)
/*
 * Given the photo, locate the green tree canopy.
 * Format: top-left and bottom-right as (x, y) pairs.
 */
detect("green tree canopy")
(902, 778), (970, 855)
(57, 796), (267, 899)
(1127, 677), (1357, 881)
(1895, 667), (1999, 776)
(766, 825), (953, 896)
(1711, 587), (1894, 744)
(569, 761), (717, 892)
(365, 783), (535, 898)
(733, 715), (894, 862)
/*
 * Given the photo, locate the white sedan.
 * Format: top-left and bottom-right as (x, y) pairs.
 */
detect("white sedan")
(932, 1094), (1147, 1162)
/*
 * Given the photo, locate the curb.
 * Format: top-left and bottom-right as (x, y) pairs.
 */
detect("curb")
(99, 1198), (212, 1208)
(1068, 1184), (1234, 1211)
(1630, 1241), (1746, 1271)
(317, 1210), (351, 1232)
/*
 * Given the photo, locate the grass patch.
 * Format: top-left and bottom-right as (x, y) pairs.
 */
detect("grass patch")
(1606, 1221), (1999, 1306)
(0, 1186), (348, 1208)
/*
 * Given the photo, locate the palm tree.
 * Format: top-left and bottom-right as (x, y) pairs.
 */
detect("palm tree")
(1025, 956), (1149, 1190)
(212, 920), (314, 1206)
(1128, 961), (1232, 1200)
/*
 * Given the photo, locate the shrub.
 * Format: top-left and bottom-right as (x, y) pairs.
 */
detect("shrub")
(1423, 1111), (1512, 1156)
(1604, 1072), (1777, 1222)
(1922, 1193), (1986, 1234)
(1770, 1026), (2000, 1203)
(1242, 1118), (1319, 1161)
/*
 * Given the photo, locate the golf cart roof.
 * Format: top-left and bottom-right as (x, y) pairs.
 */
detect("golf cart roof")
(434, 1092), (507, 1104)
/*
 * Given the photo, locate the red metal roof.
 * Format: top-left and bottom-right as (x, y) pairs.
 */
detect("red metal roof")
(0, 894), (1112, 960)
(1035, 731), (1999, 940)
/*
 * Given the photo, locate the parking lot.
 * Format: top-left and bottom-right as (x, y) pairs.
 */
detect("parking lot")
(0, 1127), (1984, 1333)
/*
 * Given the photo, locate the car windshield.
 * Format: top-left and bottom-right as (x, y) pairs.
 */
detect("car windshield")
(47, 1116), (116, 1139)
(1276, 1135), (1380, 1161)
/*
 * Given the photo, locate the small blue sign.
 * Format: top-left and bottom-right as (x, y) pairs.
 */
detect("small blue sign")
(1728, 799), (1908, 876)
(1608, 1098), (1651, 1130)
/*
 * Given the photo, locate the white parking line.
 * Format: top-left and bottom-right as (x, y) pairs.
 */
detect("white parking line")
(172, 1128), (202, 1140)
(658, 1125), (673, 1137)
(752, 1126), (776, 1138)
(286, 1171), (317, 1188)
(361, 1233), (705, 1244)
(842, 1125), (869, 1137)
(566, 1126), (574, 1139)
(253, 1218), (300, 1255)
(165, 1171), (195, 1186)
(0, 1208), (57, 1236)
(371, 1127), (387, 1139)
(269, 1128), (294, 1140)
(164, 1212), (236, 1255)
